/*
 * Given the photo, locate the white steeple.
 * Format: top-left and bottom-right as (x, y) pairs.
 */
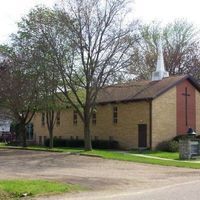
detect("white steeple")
(152, 37), (169, 81)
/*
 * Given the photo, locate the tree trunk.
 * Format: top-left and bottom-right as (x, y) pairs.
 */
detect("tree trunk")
(20, 123), (27, 147)
(84, 120), (92, 151)
(49, 129), (54, 149)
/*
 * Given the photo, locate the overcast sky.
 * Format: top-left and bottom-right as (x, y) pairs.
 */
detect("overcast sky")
(0, 0), (200, 44)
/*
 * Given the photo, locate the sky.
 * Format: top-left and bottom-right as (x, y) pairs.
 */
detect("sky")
(0, 0), (200, 43)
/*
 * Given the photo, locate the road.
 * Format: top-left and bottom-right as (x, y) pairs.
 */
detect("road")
(46, 180), (200, 200)
(0, 149), (200, 200)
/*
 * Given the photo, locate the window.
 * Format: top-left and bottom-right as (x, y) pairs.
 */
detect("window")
(73, 110), (78, 125)
(26, 123), (33, 140)
(39, 136), (42, 145)
(59, 136), (62, 139)
(41, 113), (45, 126)
(109, 136), (113, 141)
(56, 112), (60, 126)
(92, 111), (96, 125)
(70, 136), (74, 140)
(76, 136), (79, 140)
(43, 136), (47, 143)
(113, 106), (118, 124)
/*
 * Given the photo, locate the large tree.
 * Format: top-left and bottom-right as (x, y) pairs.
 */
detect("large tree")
(12, 8), (66, 148)
(15, 0), (136, 150)
(130, 20), (200, 80)
(0, 45), (39, 147)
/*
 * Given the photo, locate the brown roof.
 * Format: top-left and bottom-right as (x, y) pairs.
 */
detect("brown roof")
(96, 75), (200, 104)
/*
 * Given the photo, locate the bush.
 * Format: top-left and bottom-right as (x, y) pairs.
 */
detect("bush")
(44, 138), (84, 148)
(168, 140), (179, 152)
(156, 140), (179, 152)
(92, 140), (119, 149)
(66, 139), (84, 147)
(156, 141), (170, 151)
(173, 135), (190, 141)
(44, 138), (119, 149)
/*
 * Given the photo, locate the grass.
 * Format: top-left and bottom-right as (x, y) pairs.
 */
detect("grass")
(0, 188), (11, 200)
(0, 179), (80, 199)
(0, 143), (6, 147)
(82, 150), (200, 169)
(1, 143), (200, 169)
(0, 143), (83, 153)
(130, 150), (179, 160)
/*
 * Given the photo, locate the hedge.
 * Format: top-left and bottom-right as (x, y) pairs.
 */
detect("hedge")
(44, 138), (119, 149)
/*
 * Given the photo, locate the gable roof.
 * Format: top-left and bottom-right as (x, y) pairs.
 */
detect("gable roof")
(96, 75), (200, 104)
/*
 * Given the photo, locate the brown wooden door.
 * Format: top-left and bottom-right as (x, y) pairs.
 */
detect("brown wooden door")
(138, 124), (147, 148)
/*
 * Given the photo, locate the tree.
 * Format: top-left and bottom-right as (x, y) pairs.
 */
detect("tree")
(14, 0), (136, 150)
(12, 7), (68, 149)
(0, 45), (39, 147)
(130, 20), (200, 80)
(37, 62), (63, 149)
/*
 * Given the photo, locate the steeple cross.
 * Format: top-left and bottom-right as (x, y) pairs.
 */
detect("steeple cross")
(182, 87), (190, 126)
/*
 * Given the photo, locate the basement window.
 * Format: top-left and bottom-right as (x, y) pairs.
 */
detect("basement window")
(113, 106), (118, 124)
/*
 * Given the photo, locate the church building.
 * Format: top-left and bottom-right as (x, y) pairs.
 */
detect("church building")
(31, 41), (200, 149)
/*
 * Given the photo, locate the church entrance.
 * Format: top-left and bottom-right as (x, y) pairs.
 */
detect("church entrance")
(138, 124), (147, 148)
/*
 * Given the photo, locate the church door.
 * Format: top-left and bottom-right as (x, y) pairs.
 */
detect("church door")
(138, 124), (147, 148)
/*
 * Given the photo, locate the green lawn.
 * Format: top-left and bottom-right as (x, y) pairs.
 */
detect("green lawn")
(131, 150), (179, 160)
(0, 179), (80, 198)
(82, 150), (200, 169)
(0, 143), (83, 153)
(1, 143), (200, 169)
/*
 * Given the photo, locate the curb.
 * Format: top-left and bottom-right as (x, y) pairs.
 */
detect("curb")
(79, 153), (103, 158)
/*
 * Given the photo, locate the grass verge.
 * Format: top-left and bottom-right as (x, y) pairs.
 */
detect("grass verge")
(82, 150), (200, 169)
(0, 179), (80, 199)
(1, 143), (200, 169)
(0, 143), (83, 153)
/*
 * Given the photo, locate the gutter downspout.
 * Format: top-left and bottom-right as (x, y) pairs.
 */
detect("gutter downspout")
(149, 100), (152, 150)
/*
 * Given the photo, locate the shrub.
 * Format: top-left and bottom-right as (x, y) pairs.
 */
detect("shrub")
(66, 139), (84, 147)
(44, 138), (119, 149)
(92, 140), (119, 149)
(156, 140), (179, 152)
(156, 141), (170, 151)
(168, 140), (179, 152)
(173, 135), (190, 141)
(44, 138), (84, 148)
